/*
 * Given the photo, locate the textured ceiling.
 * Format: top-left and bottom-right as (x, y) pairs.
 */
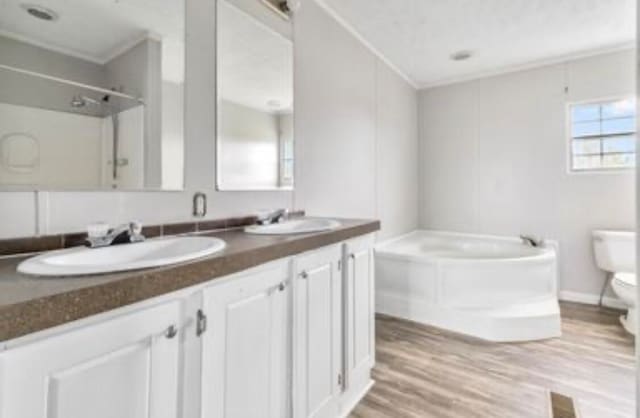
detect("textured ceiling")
(0, 0), (184, 82)
(319, 0), (636, 87)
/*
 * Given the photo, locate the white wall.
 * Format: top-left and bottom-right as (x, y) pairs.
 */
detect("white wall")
(161, 81), (185, 190)
(294, 0), (419, 239)
(375, 60), (419, 241)
(0, 0), (418, 240)
(218, 100), (280, 190)
(419, 49), (636, 299)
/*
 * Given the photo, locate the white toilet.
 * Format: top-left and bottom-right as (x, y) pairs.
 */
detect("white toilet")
(592, 230), (636, 334)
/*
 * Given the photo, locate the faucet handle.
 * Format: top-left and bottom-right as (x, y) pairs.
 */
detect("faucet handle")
(129, 220), (142, 235)
(255, 210), (270, 225)
(276, 208), (289, 223)
(128, 221), (145, 243)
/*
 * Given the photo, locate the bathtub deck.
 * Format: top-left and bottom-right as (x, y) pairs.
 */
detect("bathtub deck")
(351, 302), (635, 418)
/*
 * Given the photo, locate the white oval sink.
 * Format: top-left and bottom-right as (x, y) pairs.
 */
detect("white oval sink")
(245, 218), (341, 235)
(18, 236), (226, 277)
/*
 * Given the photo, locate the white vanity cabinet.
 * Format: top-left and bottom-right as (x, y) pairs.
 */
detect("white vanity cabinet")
(293, 244), (344, 418)
(199, 260), (291, 418)
(0, 300), (182, 418)
(0, 233), (376, 418)
(290, 236), (376, 418)
(340, 235), (376, 412)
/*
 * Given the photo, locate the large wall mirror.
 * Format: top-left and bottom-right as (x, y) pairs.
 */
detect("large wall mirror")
(0, 0), (185, 190)
(216, 0), (294, 191)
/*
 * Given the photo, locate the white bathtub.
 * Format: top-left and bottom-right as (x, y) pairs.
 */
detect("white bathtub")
(375, 230), (561, 342)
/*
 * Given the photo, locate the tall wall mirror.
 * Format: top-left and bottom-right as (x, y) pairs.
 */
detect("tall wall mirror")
(0, 0), (185, 190)
(216, 0), (294, 191)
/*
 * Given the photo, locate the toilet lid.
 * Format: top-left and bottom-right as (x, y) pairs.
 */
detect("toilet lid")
(614, 273), (636, 287)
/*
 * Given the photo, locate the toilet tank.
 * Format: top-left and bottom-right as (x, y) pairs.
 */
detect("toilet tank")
(592, 230), (636, 273)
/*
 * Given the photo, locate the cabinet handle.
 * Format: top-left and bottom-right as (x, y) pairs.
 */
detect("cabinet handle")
(196, 309), (207, 337)
(300, 270), (308, 279)
(269, 281), (287, 295)
(350, 253), (356, 260)
(165, 325), (178, 339)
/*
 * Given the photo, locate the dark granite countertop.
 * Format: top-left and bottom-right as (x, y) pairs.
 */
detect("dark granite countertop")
(0, 218), (379, 342)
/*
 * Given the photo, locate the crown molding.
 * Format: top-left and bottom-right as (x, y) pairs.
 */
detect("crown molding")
(419, 42), (636, 90)
(312, 0), (418, 89)
(0, 29), (103, 65)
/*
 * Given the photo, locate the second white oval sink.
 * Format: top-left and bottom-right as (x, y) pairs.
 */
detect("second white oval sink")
(245, 218), (341, 235)
(18, 236), (226, 277)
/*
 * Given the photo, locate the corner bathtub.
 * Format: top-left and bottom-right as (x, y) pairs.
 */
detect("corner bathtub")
(375, 231), (561, 342)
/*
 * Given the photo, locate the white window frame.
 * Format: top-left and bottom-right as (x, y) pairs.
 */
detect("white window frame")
(565, 96), (637, 175)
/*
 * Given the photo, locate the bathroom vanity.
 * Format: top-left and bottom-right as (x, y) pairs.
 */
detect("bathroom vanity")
(0, 219), (378, 418)
(0, 0), (375, 415)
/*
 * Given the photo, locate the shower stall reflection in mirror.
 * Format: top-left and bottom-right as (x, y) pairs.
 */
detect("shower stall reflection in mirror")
(69, 91), (145, 189)
(0, 0), (186, 191)
(0, 64), (147, 190)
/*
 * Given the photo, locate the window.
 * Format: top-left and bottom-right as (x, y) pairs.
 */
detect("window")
(280, 137), (294, 186)
(277, 113), (294, 188)
(569, 98), (636, 172)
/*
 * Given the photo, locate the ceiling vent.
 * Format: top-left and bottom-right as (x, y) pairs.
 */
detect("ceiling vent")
(450, 50), (473, 61)
(20, 3), (59, 21)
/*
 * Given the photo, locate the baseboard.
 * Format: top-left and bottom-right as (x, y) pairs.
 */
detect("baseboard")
(558, 291), (626, 310)
(338, 379), (375, 418)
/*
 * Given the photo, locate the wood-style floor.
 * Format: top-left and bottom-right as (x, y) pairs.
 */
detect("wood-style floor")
(351, 302), (635, 418)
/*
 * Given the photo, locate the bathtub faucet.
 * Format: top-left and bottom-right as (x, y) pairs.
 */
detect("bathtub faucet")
(520, 234), (544, 247)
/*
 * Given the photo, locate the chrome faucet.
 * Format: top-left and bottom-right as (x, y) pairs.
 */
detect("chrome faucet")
(520, 234), (544, 247)
(86, 221), (145, 248)
(257, 209), (289, 225)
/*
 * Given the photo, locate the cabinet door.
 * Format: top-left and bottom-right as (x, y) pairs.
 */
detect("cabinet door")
(293, 245), (342, 418)
(343, 236), (375, 396)
(0, 301), (182, 418)
(201, 261), (290, 418)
